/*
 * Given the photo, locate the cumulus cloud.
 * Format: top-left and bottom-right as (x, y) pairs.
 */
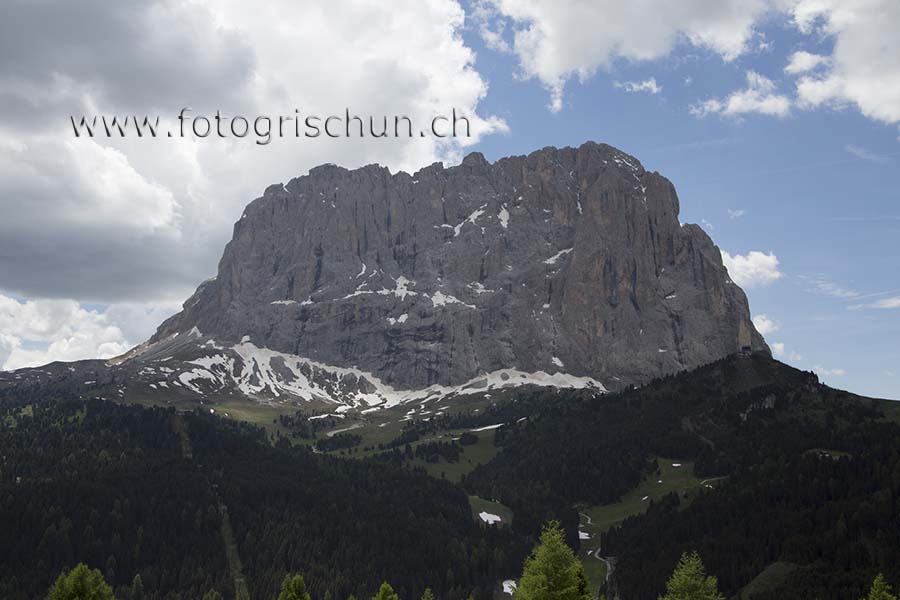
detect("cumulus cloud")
(0, 294), (139, 370)
(791, 0), (900, 126)
(614, 78), (662, 94)
(474, 0), (899, 135)
(721, 250), (784, 288)
(690, 71), (791, 118)
(0, 293), (182, 370)
(814, 365), (846, 377)
(752, 314), (779, 336)
(728, 208), (746, 219)
(784, 50), (830, 74)
(771, 341), (785, 356)
(479, 0), (784, 110)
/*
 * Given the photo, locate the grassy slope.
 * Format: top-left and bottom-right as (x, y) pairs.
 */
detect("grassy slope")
(576, 457), (723, 594)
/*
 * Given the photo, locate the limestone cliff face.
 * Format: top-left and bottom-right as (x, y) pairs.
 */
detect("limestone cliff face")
(152, 142), (766, 390)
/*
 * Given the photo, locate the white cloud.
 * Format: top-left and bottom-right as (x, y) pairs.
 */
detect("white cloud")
(752, 314), (779, 336)
(0, 295), (126, 370)
(614, 78), (662, 94)
(690, 71), (791, 118)
(0, 294), (181, 371)
(784, 50), (830, 74)
(721, 250), (784, 288)
(480, 0), (784, 111)
(791, 0), (900, 126)
(799, 275), (860, 299)
(474, 0), (900, 134)
(0, 334), (17, 368)
(700, 219), (715, 231)
(850, 296), (900, 310)
(769, 342), (803, 365)
(471, 0), (512, 53)
(814, 365), (846, 377)
(728, 208), (746, 219)
(845, 144), (888, 163)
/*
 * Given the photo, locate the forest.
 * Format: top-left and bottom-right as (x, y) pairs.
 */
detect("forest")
(458, 355), (900, 599)
(3, 353), (900, 599)
(0, 398), (528, 600)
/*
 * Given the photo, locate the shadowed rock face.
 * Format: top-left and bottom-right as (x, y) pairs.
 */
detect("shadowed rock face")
(152, 141), (766, 391)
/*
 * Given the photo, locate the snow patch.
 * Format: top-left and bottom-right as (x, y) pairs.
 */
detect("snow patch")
(468, 282), (494, 294)
(470, 423), (504, 432)
(543, 248), (573, 265)
(498, 205), (510, 229)
(431, 291), (475, 309)
(478, 511), (502, 525)
(386, 314), (409, 325)
(453, 204), (488, 237)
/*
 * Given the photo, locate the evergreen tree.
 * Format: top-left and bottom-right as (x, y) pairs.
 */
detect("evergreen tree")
(421, 588), (435, 600)
(45, 563), (114, 600)
(201, 591), (223, 600)
(659, 551), (724, 600)
(863, 575), (898, 600)
(372, 582), (399, 600)
(130, 574), (144, 600)
(515, 521), (591, 600)
(279, 574), (312, 600)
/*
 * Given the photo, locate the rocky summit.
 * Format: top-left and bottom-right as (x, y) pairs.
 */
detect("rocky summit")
(0, 142), (766, 411)
(146, 142), (764, 393)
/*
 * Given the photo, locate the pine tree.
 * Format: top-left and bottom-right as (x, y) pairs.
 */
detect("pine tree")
(863, 574), (898, 600)
(659, 551), (724, 600)
(279, 574), (312, 600)
(421, 588), (435, 600)
(130, 574), (144, 600)
(45, 563), (115, 600)
(372, 582), (399, 600)
(514, 521), (591, 600)
(201, 591), (223, 600)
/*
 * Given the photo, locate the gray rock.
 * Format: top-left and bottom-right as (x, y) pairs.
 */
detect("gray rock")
(151, 141), (767, 391)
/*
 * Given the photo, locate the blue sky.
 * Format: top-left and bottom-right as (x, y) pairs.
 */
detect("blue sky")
(0, 0), (897, 399)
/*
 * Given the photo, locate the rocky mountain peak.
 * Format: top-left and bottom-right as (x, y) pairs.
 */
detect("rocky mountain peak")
(146, 141), (765, 401)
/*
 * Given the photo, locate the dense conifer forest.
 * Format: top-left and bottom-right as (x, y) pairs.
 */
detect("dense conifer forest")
(2, 354), (900, 599)
(0, 398), (527, 600)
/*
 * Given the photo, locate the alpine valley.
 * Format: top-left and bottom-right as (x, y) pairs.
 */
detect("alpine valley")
(1, 143), (898, 600)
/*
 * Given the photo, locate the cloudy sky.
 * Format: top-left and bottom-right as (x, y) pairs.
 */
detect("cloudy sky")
(1, 0), (898, 399)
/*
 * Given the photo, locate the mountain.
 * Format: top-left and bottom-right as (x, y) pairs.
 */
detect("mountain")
(0, 142), (766, 411)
